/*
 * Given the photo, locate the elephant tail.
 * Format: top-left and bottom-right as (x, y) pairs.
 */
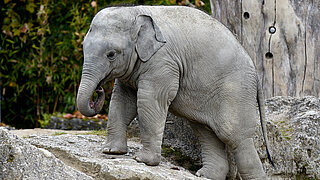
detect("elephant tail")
(257, 78), (276, 168)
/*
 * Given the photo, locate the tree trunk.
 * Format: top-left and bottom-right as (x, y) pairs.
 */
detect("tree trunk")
(210, 0), (320, 98)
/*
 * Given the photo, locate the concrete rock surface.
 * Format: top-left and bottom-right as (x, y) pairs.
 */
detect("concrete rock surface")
(0, 128), (207, 180)
(260, 96), (320, 179)
(0, 128), (93, 180)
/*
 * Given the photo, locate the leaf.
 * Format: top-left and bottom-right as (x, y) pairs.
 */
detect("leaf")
(9, 82), (17, 87)
(5, 39), (15, 44)
(46, 75), (52, 84)
(32, 44), (39, 50)
(2, 30), (13, 37)
(26, 2), (36, 13)
(91, 1), (97, 8)
(10, 60), (18, 63)
(12, 29), (20, 36)
(19, 23), (29, 33)
(4, 0), (11, 4)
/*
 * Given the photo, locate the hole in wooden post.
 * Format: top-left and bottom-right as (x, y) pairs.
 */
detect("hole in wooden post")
(269, 26), (276, 34)
(265, 52), (273, 59)
(243, 12), (250, 19)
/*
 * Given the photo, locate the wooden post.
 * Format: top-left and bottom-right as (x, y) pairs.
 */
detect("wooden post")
(210, 0), (320, 98)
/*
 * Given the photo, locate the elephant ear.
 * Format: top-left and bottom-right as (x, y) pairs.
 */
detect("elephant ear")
(131, 15), (166, 62)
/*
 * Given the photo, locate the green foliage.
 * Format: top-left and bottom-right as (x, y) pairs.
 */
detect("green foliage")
(1, 0), (102, 128)
(52, 131), (67, 136)
(1, 0), (97, 128)
(83, 129), (108, 136)
(7, 154), (15, 163)
(0, 0), (211, 128)
(39, 113), (51, 128)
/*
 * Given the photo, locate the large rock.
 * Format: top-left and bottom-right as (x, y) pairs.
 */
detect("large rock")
(0, 128), (92, 180)
(261, 96), (320, 179)
(0, 128), (206, 180)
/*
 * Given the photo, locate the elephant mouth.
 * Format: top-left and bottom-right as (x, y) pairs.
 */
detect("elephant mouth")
(89, 75), (110, 113)
(89, 86), (105, 110)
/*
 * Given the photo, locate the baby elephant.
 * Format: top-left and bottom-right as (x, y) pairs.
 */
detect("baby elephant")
(77, 6), (274, 179)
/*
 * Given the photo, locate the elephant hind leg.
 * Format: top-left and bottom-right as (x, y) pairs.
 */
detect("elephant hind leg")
(189, 122), (229, 180)
(211, 99), (267, 180)
(234, 138), (267, 180)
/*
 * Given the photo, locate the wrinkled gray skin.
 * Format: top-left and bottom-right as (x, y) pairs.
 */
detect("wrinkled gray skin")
(77, 6), (274, 180)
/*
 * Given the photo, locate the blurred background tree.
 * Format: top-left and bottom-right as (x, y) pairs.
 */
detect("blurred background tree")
(0, 0), (211, 128)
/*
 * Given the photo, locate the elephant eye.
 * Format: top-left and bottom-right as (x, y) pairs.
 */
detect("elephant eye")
(106, 50), (117, 60)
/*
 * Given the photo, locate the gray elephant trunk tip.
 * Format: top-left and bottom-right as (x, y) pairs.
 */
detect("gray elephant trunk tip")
(77, 83), (105, 117)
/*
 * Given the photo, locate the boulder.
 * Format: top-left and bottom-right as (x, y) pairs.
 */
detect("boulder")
(0, 128), (92, 180)
(0, 128), (206, 180)
(260, 96), (320, 179)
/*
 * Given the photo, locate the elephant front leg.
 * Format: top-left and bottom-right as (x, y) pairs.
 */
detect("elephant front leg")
(134, 79), (178, 166)
(103, 79), (137, 154)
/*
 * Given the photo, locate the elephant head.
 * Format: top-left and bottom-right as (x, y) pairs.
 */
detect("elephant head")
(77, 9), (166, 117)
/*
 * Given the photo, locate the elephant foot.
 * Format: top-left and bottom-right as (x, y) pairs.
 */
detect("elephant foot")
(195, 167), (208, 177)
(234, 138), (267, 180)
(196, 166), (227, 180)
(134, 150), (161, 166)
(102, 140), (127, 155)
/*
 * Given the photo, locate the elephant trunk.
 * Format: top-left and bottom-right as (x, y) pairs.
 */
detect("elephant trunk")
(77, 75), (105, 117)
